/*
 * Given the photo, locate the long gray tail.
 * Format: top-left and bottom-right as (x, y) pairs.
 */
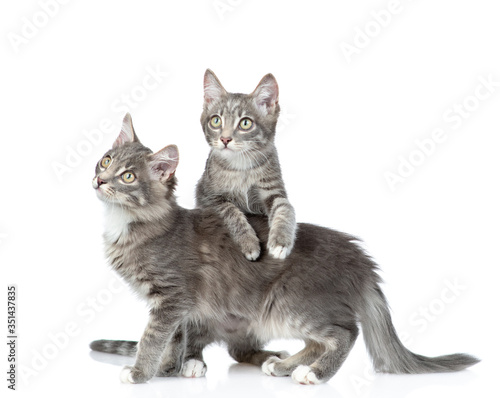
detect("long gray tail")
(89, 339), (138, 357)
(360, 286), (479, 373)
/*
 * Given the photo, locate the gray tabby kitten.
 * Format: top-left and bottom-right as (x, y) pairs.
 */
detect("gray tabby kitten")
(90, 114), (478, 385)
(196, 69), (296, 260)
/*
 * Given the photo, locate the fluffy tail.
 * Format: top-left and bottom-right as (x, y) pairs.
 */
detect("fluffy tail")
(89, 339), (138, 356)
(360, 287), (480, 373)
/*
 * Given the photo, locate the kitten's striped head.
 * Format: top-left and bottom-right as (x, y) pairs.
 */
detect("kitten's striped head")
(93, 114), (179, 216)
(201, 69), (280, 169)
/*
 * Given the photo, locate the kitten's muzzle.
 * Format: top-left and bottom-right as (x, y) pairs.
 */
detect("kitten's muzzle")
(92, 176), (106, 189)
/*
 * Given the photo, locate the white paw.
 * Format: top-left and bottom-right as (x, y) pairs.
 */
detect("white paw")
(291, 365), (322, 385)
(262, 356), (280, 376)
(181, 359), (207, 378)
(120, 366), (136, 384)
(269, 245), (291, 260)
(245, 249), (260, 261)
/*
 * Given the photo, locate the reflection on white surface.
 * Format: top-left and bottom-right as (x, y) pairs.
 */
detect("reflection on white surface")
(87, 344), (343, 398)
(77, 342), (483, 398)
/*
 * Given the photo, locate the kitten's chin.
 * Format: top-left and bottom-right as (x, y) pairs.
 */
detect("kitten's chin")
(218, 148), (236, 156)
(216, 148), (242, 162)
(214, 148), (256, 170)
(214, 146), (243, 158)
(95, 188), (105, 200)
(95, 188), (115, 204)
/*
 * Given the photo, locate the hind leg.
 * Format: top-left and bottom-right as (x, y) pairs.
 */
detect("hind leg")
(228, 337), (289, 367)
(262, 341), (323, 377)
(156, 325), (185, 377)
(291, 325), (358, 385)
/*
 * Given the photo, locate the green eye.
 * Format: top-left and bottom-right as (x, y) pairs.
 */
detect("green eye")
(210, 115), (222, 128)
(101, 156), (112, 168)
(239, 118), (253, 131)
(122, 172), (136, 183)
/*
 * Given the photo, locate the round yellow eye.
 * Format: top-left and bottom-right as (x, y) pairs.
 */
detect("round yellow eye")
(239, 118), (253, 130)
(122, 172), (136, 183)
(210, 115), (222, 128)
(101, 156), (111, 168)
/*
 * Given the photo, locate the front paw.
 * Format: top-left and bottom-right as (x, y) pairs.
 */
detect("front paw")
(268, 244), (292, 260)
(262, 356), (281, 376)
(268, 230), (295, 260)
(244, 248), (261, 261)
(120, 365), (149, 384)
(181, 359), (207, 378)
(241, 235), (261, 261)
(291, 365), (322, 385)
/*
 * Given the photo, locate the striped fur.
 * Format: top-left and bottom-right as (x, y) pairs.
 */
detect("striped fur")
(90, 124), (479, 384)
(196, 70), (296, 260)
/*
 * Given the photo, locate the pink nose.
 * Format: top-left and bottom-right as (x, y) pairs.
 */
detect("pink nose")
(97, 177), (106, 187)
(221, 137), (232, 147)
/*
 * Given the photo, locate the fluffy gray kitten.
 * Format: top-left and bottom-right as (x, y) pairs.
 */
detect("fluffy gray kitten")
(196, 69), (296, 260)
(90, 114), (478, 385)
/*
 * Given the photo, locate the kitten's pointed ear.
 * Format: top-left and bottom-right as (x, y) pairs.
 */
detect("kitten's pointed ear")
(203, 69), (227, 105)
(113, 113), (140, 148)
(149, 145), (179, 183)
(251, 74), (279, 115)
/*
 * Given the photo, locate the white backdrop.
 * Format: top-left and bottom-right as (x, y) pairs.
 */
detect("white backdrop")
(1, 1), (499, 397)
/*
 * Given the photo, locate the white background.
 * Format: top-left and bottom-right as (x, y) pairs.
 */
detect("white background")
(1, 1), (499, 397)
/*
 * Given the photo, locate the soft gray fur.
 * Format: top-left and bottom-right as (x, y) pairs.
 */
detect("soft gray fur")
(196, 69), (296, 260)
(90, 115), (479, 385)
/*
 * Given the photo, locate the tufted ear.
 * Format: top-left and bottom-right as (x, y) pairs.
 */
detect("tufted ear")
(113, 113), (140, 148)
(149, 145), (179, 183)
(203, 69), (227, 104)
(251, 73), (279, 115)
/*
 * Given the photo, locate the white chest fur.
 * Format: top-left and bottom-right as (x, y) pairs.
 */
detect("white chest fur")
(103, 205), (134, 244)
